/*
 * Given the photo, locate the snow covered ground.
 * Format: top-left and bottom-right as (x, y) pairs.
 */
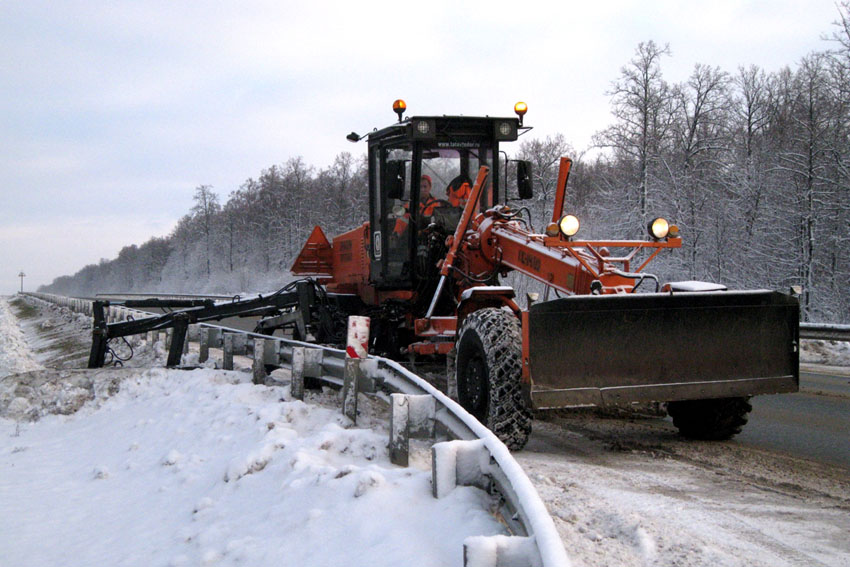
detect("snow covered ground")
(2, 295), (849, 567)
(0, 297), (506, 566)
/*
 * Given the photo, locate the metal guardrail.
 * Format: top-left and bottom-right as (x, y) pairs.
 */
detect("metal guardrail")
(92, 292), (236, 302)
(800, 323), (850, 342)
(20, 291), (570, 567)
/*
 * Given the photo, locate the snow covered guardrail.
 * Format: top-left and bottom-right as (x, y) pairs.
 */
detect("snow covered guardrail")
(21, 292), (570, 567)
(94, 292), (236, 302)
(799, 323), (850, 342)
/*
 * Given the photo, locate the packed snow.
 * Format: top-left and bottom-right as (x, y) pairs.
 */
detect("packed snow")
(2, 295), (850, 567)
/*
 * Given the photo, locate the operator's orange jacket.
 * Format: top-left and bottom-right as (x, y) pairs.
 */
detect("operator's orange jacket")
(448, 182), (471, 208)
(393, 196), (443, 234)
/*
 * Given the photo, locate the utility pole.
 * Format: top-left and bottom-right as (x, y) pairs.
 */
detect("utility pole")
(18, 271), (25, 293)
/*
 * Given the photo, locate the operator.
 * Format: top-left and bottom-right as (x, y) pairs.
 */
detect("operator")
(447, 176), (471, 208)
(419, 174), (442, 216)
(393, 174), (443, 235)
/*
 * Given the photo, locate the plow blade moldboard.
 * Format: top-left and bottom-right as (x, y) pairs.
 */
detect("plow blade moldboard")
(527, 290), (799, 409)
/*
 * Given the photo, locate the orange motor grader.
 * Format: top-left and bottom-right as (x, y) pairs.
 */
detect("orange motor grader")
(282, 101), (799, 449)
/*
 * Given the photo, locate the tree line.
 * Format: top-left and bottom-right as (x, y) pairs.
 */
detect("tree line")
(41, 4), (850, 323)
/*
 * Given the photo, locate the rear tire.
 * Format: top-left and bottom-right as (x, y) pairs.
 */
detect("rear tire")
(455, 308), (532, 450)
(667, 397), (752, 440)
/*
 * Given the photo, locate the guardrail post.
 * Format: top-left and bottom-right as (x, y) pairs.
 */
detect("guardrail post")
(342, 316), (371, 423)
(446, 349), (458, 401)
(223, 333), (234, 370)
(234, 334), (248, 356)
(208, 328), (221, 349)
(199, 328), (210, 363)
(463, 535), (542, 567)
(253, 338), (267, 384)
(390, 393), (437, 467)
(432, 440), (491, 499)
(343, 358), (360, 422)
(291, 346), (306, 400)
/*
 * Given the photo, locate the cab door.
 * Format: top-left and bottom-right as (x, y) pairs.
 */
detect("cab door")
(369, 142), (413, 288)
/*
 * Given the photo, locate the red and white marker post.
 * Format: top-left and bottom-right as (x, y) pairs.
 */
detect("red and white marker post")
(342, 316), (370, 422)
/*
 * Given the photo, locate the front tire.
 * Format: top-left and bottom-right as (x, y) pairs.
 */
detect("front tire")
(667, 397), (752, 440)
(455, 308), (532, 450)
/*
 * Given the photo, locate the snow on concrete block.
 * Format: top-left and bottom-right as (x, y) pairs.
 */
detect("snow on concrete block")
(463, 535), (543, 567)
(432, 439), (491, 499)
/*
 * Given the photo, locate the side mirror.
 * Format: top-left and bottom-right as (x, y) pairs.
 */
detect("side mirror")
(516, 160), (533, 200)
(385, 161), (406, 200)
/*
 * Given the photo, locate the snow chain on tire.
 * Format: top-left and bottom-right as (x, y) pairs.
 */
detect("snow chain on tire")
(667, 397), (752, 440)
(455, 308), (532, 450)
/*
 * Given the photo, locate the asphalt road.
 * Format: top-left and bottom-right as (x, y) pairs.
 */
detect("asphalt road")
(734, 366), (850, 470)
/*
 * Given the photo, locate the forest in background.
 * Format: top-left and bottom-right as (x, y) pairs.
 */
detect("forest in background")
(41, 4), (850, 323)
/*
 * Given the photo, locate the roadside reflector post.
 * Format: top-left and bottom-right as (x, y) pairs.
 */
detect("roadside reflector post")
(291, 346), (306, 400)
(390, 393), (437, 467)
(223, 333), (234, 370)
(199, 327), (210, 363)
(342, 316), (370, 423)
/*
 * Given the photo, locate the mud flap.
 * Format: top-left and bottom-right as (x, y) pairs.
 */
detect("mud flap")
(527, 290), (799, 409)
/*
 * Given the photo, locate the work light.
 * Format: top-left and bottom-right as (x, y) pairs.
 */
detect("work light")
(559, 215), (580, 238)
(648, 217), (669, 239)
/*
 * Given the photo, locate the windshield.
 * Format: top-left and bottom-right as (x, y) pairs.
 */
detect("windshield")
(420, 146), (495, 210)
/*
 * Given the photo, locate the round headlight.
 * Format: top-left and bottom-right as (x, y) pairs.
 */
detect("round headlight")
(649, 217), (669, 239)
(417, 121), (431, 134)
(559, 214), (580, 238)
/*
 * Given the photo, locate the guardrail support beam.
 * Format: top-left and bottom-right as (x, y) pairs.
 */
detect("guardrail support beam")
(291, 347), (306, 400)
(253, 339), (268, 384)
(463, 535), (542, 567)
(223, 333), (234, 370)
(199, 328), (210, 363)
(390, 393), (437, 467)
(342, 358), (360, 422)
(432, 439), (491, 499)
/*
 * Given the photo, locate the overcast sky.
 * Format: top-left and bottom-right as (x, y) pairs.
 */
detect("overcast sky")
(0, 0), (843, 295)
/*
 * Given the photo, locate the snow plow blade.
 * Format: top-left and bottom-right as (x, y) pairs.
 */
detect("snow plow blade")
(526, 290), (799, 409)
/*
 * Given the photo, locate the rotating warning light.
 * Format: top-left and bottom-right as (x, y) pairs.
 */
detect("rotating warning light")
(514, 101), (527, 117)
(559, 214), (580, 238)
(649, 217), (669, 239)
(514, 101), (528, 126)
(393, 99), (407, 122)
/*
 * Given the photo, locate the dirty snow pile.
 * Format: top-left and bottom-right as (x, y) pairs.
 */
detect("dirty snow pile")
(801, 338), (850, 366)
(0, 299), (507, 567)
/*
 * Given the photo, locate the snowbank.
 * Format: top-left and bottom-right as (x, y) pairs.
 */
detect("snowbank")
(0, 368), (506, 566)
